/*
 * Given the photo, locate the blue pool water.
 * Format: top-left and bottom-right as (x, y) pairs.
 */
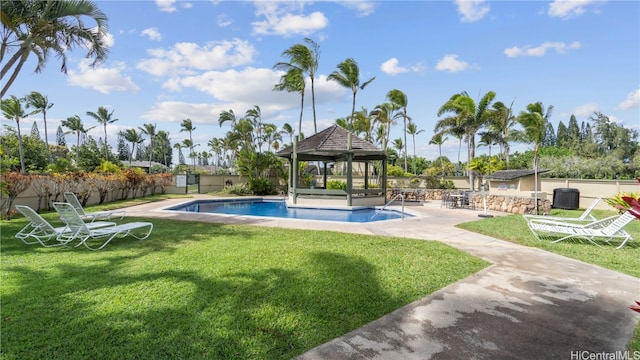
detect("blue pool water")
(167, 199), (411, 223)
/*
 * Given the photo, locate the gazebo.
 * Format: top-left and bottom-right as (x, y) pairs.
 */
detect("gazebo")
(276, 125), (387, 208)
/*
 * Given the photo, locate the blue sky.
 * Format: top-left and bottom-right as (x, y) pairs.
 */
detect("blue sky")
(3, 0), (639, 163)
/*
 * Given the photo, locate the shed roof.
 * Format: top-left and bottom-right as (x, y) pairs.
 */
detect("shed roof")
(486, 169), (550, 180)
(276, 125), (385, 161)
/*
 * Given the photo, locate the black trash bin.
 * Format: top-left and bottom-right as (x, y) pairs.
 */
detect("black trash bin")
(553, 188), (580, 210)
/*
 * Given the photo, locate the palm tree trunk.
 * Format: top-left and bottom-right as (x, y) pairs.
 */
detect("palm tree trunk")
(16, 119), (25, 173)
(311, 76), (317, 134)
(0, 48), (24, 79)
(298, 93), (305, 135)
(1, 53), (28, 98)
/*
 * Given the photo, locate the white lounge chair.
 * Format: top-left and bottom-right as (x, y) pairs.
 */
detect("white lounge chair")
(527, 210), (636, 249)
(63, 192), (126, 221)
(15, 205), (115, 247)
(523, 198), (601, 224)
(52, 202), (153, 250)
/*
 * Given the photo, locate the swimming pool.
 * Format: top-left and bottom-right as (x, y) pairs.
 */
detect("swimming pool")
(166, 198), (411, 223)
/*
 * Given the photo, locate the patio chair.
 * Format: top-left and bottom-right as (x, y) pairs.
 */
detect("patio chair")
(63, 192), (126, 221)
(524, 198), (601, 224)
(52, 202), (153, 250)
(526, 210), (636, 249)
(15, 205), (115, 247)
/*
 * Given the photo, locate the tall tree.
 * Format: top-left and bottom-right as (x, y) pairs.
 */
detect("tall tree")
(513, 101), (553, 213)
(1, 95), (27, 172)
(370, 102), (398, 152)
(120, 128), (144, 165)
(0, 0), (109, 97)
(406, 121), (423, 174)
(487, 100), (516, 168)
(61, 115), (94, 166)
(429, 132), (448, 177)
(180, 118), (196, 171)
(245, 105), (263, 152)
(273, 38), (320, 133)
(155, 130), (172, 167)
(86, 106), (118, 161)
(23, 91), (53, 161)
(327, 57), (375, 148)
(386, 89), (410, 172)
(273, 68), (305, 135)
(55, 125), (66, 146)
(437, 91), (496, 190)
(139, 123), (157, 171)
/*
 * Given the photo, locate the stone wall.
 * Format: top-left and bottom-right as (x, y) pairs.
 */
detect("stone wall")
(388, 189), (552, 215)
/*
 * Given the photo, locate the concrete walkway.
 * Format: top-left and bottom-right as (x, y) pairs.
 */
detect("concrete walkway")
(125, 195), (640, 359)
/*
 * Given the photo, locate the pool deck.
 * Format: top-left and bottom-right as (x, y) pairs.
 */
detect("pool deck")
(125, 195), (640, 359)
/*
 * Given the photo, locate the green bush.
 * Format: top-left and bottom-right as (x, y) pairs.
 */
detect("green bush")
(222, 184), (252, 196)
(326, 180), (347, 190)
(248, 178), (273, 195)
(387, 164), (408, 177)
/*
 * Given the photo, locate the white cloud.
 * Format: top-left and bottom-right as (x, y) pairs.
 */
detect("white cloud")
(156, 0), (176, 12)
(618, 89), (640, 110)
(380, 58), (409, 76)
(504, 41), (581, 57)
(136, 39), (256, 77)
(337, 1), (377, 17)
(548, 0), (600, 19)
(252, 2), (328, 36)
(144, 70), (347, 126)
(142, 27), (162, 41)
(67, 59), (140, 94)
(435, 54), (469, 73)
(572, 103), (599, 116)
(380, 58), (425, 76)
(455, 0), (490, 23)
(217, 14), (232, 27)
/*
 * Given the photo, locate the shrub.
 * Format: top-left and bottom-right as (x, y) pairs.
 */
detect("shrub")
(326, 180), (347, 190)
(249, 178), (273, 195)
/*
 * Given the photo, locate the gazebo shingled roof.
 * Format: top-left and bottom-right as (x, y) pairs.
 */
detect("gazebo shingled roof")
(276, 125), (385, 161)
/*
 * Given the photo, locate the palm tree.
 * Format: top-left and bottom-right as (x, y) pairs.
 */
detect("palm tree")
(139, 123), (157, 171)
(406, 122), (424, 174)
(1, 95), (27, 172)
(61, 115), (95, 166)
(208, 137), (223, 167)
(23, 91), (53, 161)
(513, 101), (554, 214)
(273, 68), (305, 135)
(120, 128), (144, 165)
(281, 123), (295, 146)
(370, 102), (398, 152)
(437, 91), (496, 190)
(327, 58), (375, 148)
(386, 89), (410, 172)
(273, 38), (320, 133)
(1, 0), (109, 98)
(86, 106), (118, 161)
(218, 109), (238, 127)
(488, 101), (516, 168)
(156, 130), (171, 167)
(245, 105), (263, 152)
(392, 138), (404, 162)
(180, 118), (196, 171)
(429, 132), (449, 177)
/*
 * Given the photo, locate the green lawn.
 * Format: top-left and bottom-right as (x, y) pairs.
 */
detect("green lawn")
(1, 210), (488, 360)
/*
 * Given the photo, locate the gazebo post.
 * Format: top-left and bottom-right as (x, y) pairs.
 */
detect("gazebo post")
(292, 136), (298, 204)
(364, 162), (369, 189)
(347, 153), (353, 207)
(383, 160), (388, 202)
